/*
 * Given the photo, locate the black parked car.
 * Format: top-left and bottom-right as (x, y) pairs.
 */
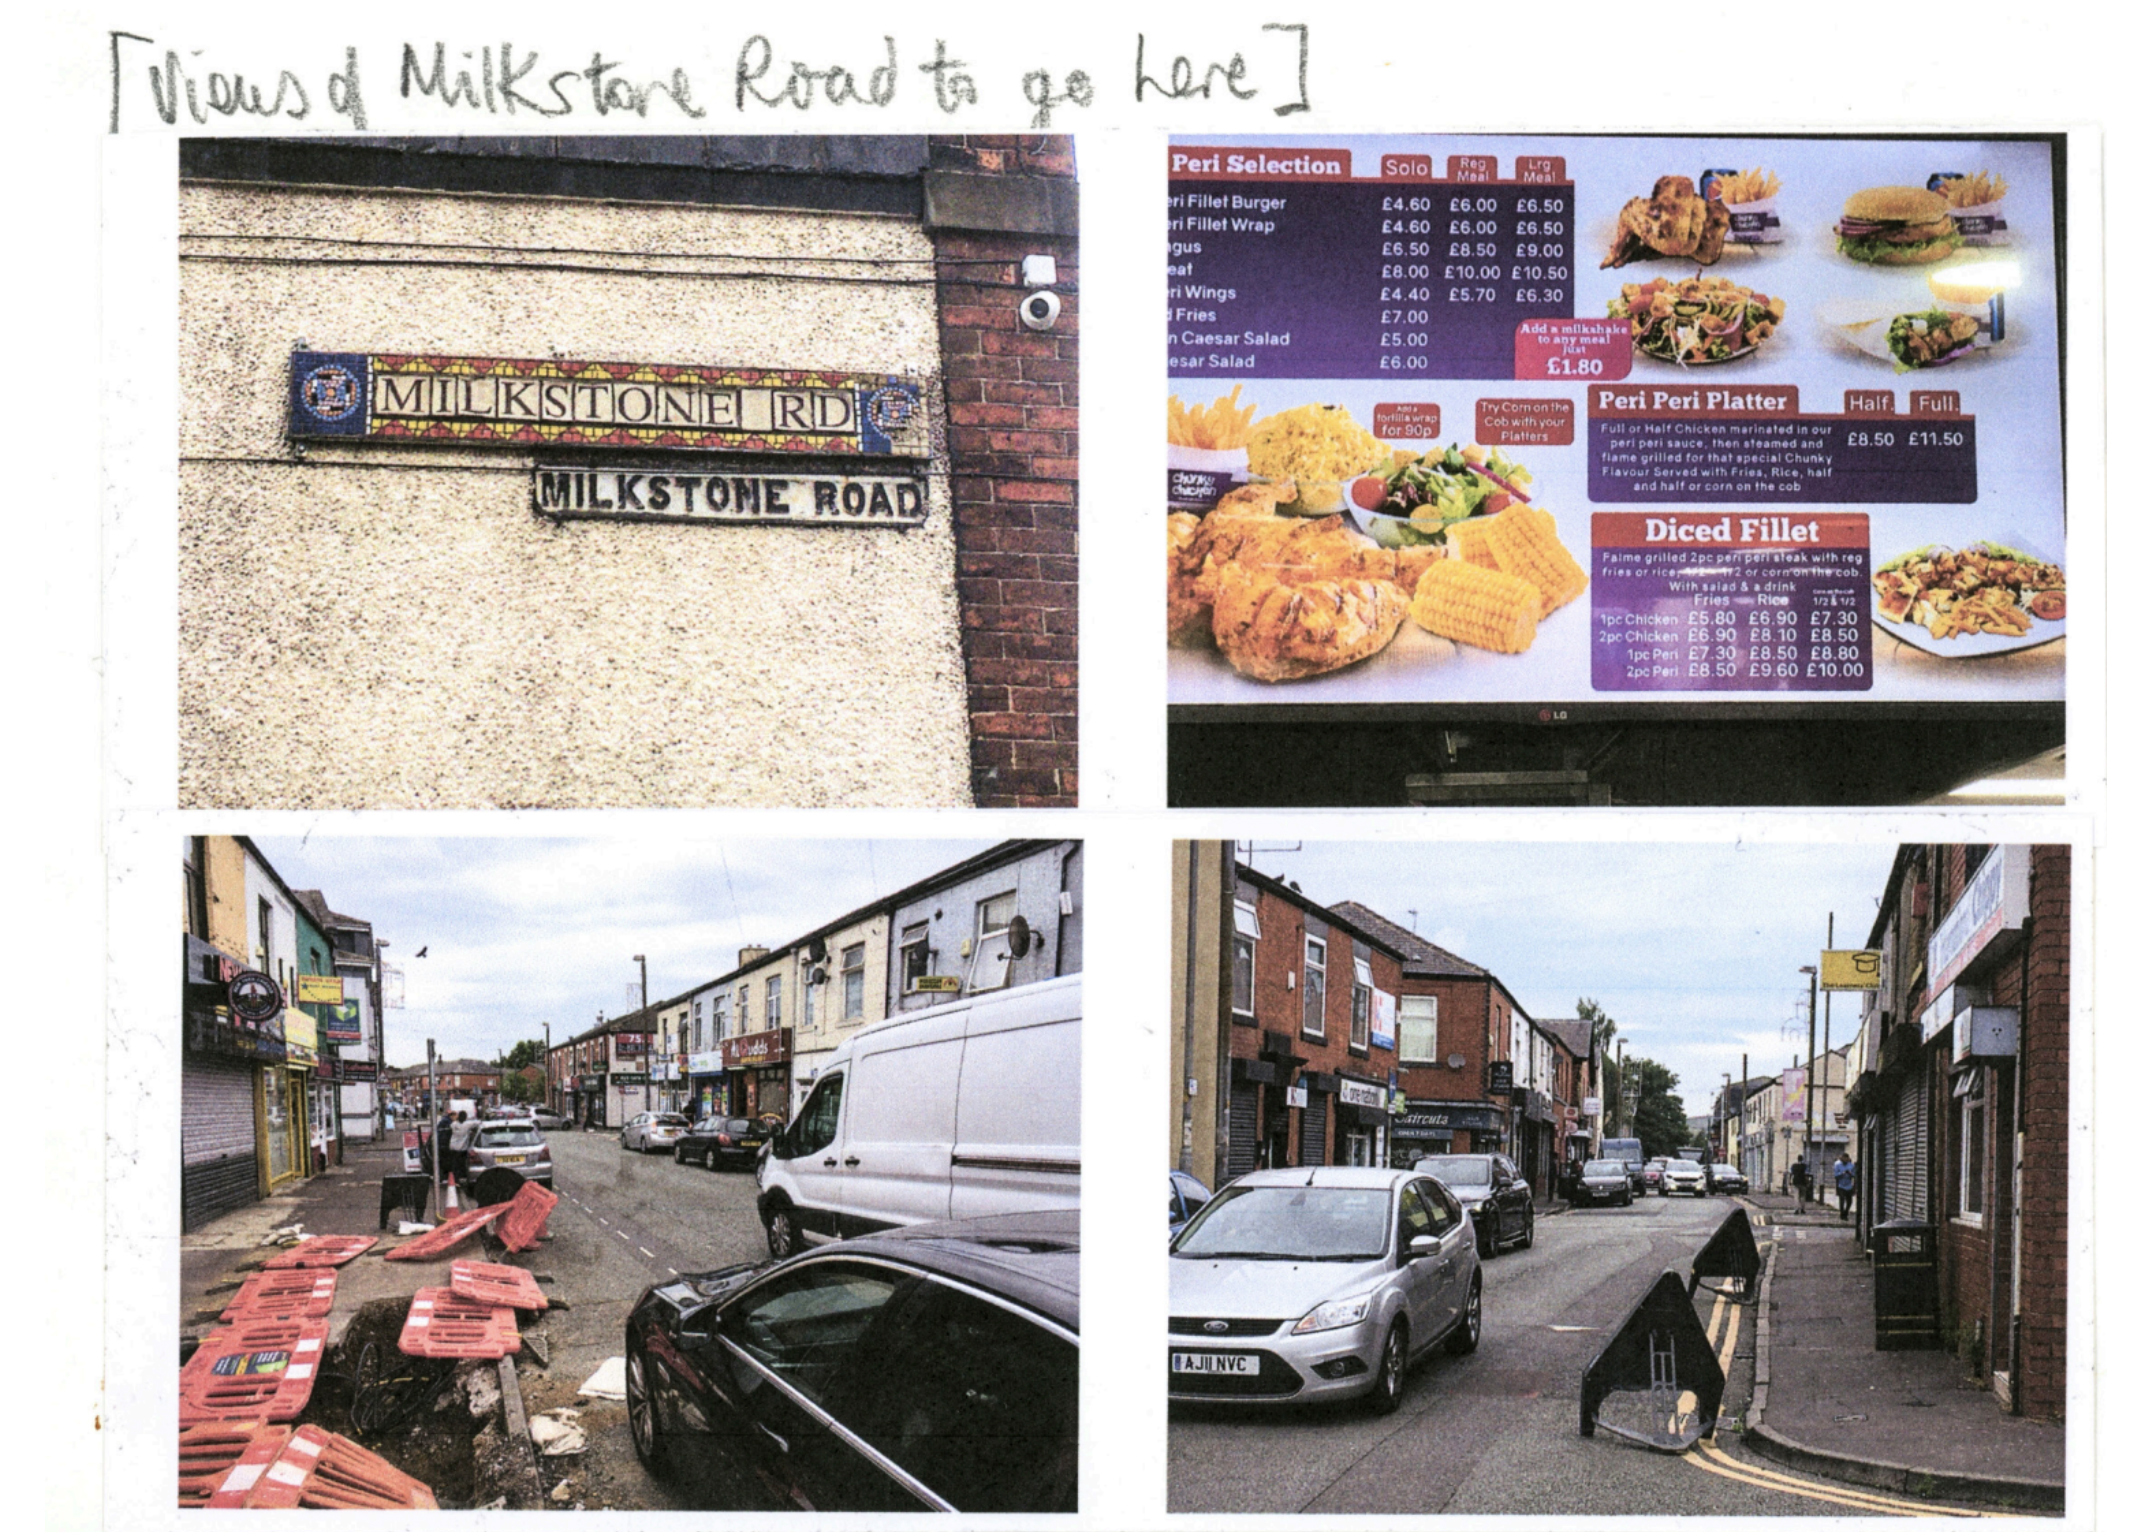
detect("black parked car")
(1414, 1152), (1535, 1257)
(1575, 1158), (1634, 1207)
(626, 1209), (1079, 1512)
(675, 1116), (773, 1170)
(1708, 1163), (1750, 1195)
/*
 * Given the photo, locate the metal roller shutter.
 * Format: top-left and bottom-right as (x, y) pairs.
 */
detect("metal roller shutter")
(182, 1055), (259, 1231)
(1300, 1096), (1328, 1166)
(1226, 1084), (1259, 1180)
(1888, 1061), (1929, 1221)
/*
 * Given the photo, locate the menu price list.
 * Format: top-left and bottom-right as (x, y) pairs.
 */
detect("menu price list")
(1167, 174), (1575, 380)
(1590, 513), (1873, 693)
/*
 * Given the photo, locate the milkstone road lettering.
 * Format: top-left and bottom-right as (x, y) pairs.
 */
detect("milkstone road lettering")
(534, 468), (928, 526)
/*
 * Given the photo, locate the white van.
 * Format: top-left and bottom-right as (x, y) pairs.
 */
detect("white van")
(757, 973), (1080, 1257)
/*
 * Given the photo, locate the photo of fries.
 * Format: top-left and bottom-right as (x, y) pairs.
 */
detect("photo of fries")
(1938, 170), (2008, 207)
(1717, 167), (1781, 204)
(1169, 386), (1258, 450)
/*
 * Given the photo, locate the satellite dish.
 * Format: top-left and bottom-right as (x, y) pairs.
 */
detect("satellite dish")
(1008, 914), (1032, 958)
(808, 937), (829, 964)
(1448, 1053), (1467, 1070)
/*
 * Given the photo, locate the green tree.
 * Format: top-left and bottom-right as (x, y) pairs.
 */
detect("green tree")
(502, 1065), (545, 1104)
(1624, 1056), (1688, 1157)
(498, 1039), (546, 1072)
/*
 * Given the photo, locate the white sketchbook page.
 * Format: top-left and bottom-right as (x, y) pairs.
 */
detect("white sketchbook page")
(25, 0), (2136, 1526)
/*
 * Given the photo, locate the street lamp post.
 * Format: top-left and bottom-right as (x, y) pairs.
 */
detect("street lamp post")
(1614, 1037), (1628, 1138)
(1800, 963), (1820, 1185)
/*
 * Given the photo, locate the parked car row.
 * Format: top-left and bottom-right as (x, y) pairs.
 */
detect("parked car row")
(673, 1114), (783, 1170)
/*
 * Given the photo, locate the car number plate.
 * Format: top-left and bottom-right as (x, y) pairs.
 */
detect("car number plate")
(1172, 1352), (1258, 1375)
(495, 1154), (525, 1164)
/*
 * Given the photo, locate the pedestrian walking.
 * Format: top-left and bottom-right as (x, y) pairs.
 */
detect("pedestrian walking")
(1789, 1155), (1811, 1213)
(1833, 1153), (1856, 1220)
(447, 1109), (478, 1183)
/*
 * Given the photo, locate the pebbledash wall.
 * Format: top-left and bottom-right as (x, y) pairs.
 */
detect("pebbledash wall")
(178, 137), (1077, 808)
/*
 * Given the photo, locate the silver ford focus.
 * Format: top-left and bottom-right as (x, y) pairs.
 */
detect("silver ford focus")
(1167, 1166), (1482, 1413)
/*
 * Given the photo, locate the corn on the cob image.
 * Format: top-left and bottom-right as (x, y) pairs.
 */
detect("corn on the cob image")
(1445, 516), (1502, 570)
(1484, 505), (1587, 617)
(1409, 561), (1540, 654)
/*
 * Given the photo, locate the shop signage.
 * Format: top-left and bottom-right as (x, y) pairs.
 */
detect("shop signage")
(1395, 1100), (1505, 1135)
(687, 1051), (725, 1075)
(611, 1072), (649, 1087)
(1370, 990), (1397, 1052)
(535, 467), (928, 528)
(1580, 1096), (1602, 1117)
(342, 1058), (378, 1081)
(723, 1028), (791, 1069)
(324, 1001), (362, 1042)
(228, 970), (283, 1023)
(912, 976), (963, 994)
(1338, 1078), (1387, 1110)
(1925, 846), (2032, 1016)
(288, 351), (929, 458)
(295, 974), (345, 1005)
(284, 1008), (319, 1068)
(1819, 950), (1883, 991)
(1486, 1060), (1515, 1096)
(1285, 1084), (1309, 1108)
(614, 1034), (648, 1055)
(1780, 1068), (1806, 1119)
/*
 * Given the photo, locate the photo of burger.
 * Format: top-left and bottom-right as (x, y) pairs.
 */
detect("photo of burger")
(1835, 186), (1962, 265)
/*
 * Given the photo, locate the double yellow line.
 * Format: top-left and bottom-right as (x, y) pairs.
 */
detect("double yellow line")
(1682, 1254), (1996, 1518)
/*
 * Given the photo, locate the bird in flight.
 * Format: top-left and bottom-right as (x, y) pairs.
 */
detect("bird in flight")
(415, 946), (430, 958)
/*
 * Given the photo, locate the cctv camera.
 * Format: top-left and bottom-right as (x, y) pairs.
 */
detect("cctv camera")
(1019, 290), (1061, 331)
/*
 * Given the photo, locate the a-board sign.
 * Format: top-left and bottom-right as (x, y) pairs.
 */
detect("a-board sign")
(534, 466), (928, 527)
(289, 352), (929, 458)
(1167, 135), (2065, 710)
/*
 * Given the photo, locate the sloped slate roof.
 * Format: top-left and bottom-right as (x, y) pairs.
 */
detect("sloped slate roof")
(1538, 1016), (1594, 1060)
(1326, 902), (1489, 978)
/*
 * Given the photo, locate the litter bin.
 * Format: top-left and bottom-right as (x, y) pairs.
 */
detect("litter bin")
(1870, 1217), (1937, 1349)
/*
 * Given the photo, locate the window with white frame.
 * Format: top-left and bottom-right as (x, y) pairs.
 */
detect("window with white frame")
(1231, 901), (1259, 1017)
(802, 966), (818, 1030)
(691, 998), (703, 1051)
(716, 993), (731, 1039)
(765, 977), (782, 1032)
(1956, 1071), (1987, 1221)
(1351, 956), (1372, 1051)
(737, 986), (750, 1034)
(1302, 936), (1327, 1040)
(842, 943), (866, 1018)
(974, 892), (1017, 992)
(899, 924), (931, 993)
(1399, 995), (1438, 1062)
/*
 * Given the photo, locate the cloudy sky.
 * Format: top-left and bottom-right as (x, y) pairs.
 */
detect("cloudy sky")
(1243, 839), (1899, 1115)
(254, 836), (994, 1069)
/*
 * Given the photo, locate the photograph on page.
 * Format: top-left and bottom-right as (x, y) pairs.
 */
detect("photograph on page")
(176, 834), (1081, 1511)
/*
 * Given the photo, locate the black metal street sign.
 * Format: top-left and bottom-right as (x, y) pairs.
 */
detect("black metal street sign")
(534, 467), (929, 527)
(228, 970), (284, 1023)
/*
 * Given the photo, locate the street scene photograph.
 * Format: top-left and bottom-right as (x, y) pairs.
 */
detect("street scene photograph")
(1168, 837), (2071, 1515)
(178, 835), (1082, 1511)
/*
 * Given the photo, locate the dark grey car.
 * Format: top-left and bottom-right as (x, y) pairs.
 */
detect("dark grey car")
(1414, 1153), (1534, 1257)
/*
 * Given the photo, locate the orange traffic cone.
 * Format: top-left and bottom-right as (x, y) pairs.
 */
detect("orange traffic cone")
(442, 1173), (463, 1222)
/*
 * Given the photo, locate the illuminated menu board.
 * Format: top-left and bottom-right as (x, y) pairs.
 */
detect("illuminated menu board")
(1166, 135), (2064, 709)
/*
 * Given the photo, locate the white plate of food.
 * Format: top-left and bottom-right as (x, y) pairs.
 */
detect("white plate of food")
(1872, 538), (2065, 657)
(1607, 275), (1787, 367)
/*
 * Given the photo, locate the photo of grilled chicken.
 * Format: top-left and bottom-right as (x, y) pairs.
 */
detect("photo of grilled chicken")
(1166, 482), (1441, 679)
(1602, 175), (1732, 268)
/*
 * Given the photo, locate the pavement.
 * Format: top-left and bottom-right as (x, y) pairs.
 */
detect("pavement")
(181, 1136), (447, 1351)
(1743, 1200), (2066, 1510)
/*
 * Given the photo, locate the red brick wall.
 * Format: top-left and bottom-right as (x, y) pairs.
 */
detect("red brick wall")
(2017, 845), (2070, 1419)
(927, 136), (1079, 807)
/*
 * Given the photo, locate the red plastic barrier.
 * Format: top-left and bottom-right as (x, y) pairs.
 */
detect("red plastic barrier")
(178, 1317), (326, 1427)
(449, 1259), (547, 1312)
(197, 1423), (438, 1510)
(398, 1287), (520, 1359)
(179, 1421), (276, 1507)
(383, 1202), (511, 1261)
(220, 1268), (337, 1323)
(261, 1235), (378, 1270)
(494, 1180), (559, 1253)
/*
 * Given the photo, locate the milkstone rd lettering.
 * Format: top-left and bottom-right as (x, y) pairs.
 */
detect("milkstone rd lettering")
(535, 468), (928, 526)
(377, 374), (856, 433)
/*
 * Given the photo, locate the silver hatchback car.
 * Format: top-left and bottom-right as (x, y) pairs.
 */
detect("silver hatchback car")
(1168, 1166), (1481, 1413)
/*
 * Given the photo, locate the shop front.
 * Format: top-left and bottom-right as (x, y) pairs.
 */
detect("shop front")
(1334, 1074), (1392, 1167)
(182, 936), (286, 1230)
(722, 1029), (791, 1121)
(687, 1051), (726, 1120)
(1392, 1100), (1507, 1165)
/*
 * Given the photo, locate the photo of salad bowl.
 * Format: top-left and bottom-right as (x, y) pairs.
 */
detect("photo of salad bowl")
(1606, 274), (1786, 366)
